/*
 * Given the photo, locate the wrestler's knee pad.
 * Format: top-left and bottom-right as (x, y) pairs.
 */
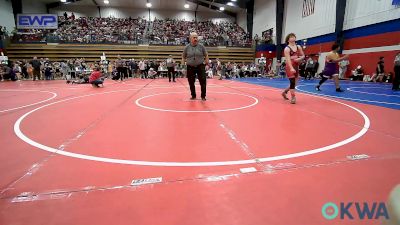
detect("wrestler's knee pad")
(289, 78), (296, 89)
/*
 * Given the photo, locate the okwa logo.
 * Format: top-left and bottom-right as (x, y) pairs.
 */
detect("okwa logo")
(322, 202), (390, 220)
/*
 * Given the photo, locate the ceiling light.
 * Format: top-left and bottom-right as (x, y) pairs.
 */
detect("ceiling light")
(231, 0), (236, 1)
(146, 2), (152, 7)
(219, 6), (225, 11)
(184, 3), (189, 8)
(60, 0), (67, 2)
(104, 0), (109, 4)
(227, 2), (234, 6)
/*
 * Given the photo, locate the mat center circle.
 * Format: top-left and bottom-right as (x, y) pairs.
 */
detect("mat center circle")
(135, 91), (259, 113)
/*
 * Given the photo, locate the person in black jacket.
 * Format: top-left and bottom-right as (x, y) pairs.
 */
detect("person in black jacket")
(350, 65), (364, 81)
(393, 52), (400, 90)
(30, 56), (41, 81)
(1, 62), (17, 81)
(372, 57), (385, 82)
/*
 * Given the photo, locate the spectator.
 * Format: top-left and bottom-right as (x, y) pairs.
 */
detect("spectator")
(385, 72), (393, 83)
(2, 63), (17, 81)
(219, 63), (226, 79)
(107, 63), (114, 78)
(206, 66), (213, 78)
(313, 59), (319, 78)
(30, 56), (41, 80)
(254, 34), (260, 46)
(27, 63), (33, 79)
(166, 55), (175, 82)
(13, 62), (22, 80)
(61, 61), (68, 79)
(258, 54), (266, 76)
(0, 26), (4, 39)
(350, 65), (364, 81)
(393, 52), (400, 90)
(338, 58), (349, 79)
(147, 68), (157, 79)
(21, 60), (28, 79)
(226, 62), (232, 76)
(299, 60), (306, 78)
(130, 59), (138, 77)
(139, 59), (146, 79)
(115, 55), (126, 81)
(305, 57), (315, 80)
(279, 60), (286, 77)
(44, 63), (53, 80)
(372, 56), (385, 82)
(89, 67), (103, 87)
(0, 65), (4, 81)
(216, 58), (221, 76)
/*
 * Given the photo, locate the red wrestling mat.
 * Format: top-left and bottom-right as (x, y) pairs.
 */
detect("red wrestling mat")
(0, 78), (399, 225)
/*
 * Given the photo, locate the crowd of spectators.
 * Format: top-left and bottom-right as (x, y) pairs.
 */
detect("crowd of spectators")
(11, 14), (251, 47)
(0, 56), (272, 82)
(150, 18), (251, 46)
(12, 15), (147, 44)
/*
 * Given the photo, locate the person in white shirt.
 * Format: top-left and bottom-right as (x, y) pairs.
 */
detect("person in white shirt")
(166, 55), (175, 82)
(216, 58), (221, 76)
(259, 54), (266, 76)
(148, 68), (157, 79)
(338, 59), (349, 79)
(233, 64), (239, 78)
(14, 63), (22, 80)
(139, 60), (146, 79)
(206, 66), (213, 78)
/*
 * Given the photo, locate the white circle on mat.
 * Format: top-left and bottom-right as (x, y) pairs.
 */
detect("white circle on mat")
(135, 92), (259, 113)
(14, 88), (370, 167)
(0, 90), (57, 113)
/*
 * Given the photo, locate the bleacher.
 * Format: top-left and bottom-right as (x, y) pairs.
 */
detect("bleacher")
(5, 43), (255, 63)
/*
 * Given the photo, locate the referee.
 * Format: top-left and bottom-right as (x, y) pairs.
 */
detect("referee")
(182, 32), (209, 101)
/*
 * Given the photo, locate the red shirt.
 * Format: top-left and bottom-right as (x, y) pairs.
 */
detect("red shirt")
(89, 71), (102, 82)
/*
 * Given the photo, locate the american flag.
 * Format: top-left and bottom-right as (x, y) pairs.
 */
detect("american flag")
(302, 0), (316, 17)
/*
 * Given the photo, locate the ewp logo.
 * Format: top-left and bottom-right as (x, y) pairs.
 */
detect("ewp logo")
(322, 202), (389, 220)
(17, 14), (58, 29)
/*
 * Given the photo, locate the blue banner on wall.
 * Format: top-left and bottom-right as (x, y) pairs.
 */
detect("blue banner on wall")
(17, 14), (58, 29)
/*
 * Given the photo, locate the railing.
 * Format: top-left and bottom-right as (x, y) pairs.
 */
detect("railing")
(10, 33), (252, 48)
